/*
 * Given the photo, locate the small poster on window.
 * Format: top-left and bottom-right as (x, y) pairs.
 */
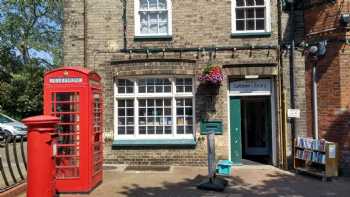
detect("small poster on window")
(328, 144), (336, 159)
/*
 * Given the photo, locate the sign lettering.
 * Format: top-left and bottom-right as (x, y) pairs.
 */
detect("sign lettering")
(229, 79), (271, 95)
(288, 109), (300, 118)
(49, 77), (83, 84)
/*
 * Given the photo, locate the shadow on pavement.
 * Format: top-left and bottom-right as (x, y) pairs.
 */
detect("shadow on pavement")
(117, 171), (349, 197)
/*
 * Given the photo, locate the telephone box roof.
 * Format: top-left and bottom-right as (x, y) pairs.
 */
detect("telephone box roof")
(45, 66), (98, 76)
(45, 66), (101, 81)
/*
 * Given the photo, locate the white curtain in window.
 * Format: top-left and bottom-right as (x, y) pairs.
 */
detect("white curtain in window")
(137, 0), (170, 35)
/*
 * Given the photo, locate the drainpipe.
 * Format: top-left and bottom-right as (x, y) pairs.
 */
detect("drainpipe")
(122, 0), (128, 51)
(309, 40), (327, 139)
(288, 0), (296, 166)
(277, 0), (287, 168)
(83, 0), (87, 67)
(312, 61), (319, 139)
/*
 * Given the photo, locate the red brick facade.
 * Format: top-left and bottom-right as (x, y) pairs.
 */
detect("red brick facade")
(304, 1), (350, 175)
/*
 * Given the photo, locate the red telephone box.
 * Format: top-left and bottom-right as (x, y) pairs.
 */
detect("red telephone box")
(44, 66), (103, 193)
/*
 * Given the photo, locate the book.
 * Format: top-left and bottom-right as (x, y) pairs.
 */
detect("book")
(296, 137), (326, 152)
(295, 149), (326, 164)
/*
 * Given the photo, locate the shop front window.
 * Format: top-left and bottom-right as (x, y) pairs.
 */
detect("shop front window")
(115, 77), (194, 140)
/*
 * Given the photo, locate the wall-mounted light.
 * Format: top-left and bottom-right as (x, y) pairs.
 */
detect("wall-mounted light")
(308, 46), (318, 55)
(340, 13), (350, 27)
(308, 40), (327, 59)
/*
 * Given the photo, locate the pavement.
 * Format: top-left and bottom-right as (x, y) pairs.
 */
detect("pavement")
(16, 164), (346, 197)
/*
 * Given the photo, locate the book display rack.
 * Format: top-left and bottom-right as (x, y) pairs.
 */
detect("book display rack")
(294, 137), (338, 181)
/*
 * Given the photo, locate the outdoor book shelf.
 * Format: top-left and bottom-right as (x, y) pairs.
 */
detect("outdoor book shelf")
(294, 137), (338, 181)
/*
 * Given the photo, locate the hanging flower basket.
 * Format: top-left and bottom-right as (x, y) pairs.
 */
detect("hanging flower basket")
(198, 64), (224, 85)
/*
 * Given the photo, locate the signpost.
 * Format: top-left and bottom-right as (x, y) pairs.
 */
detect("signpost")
(207, 132), (216, 181)
(197, 131), (228, 192)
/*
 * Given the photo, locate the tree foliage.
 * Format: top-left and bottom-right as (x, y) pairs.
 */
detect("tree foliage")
(0, 67), (44, 119)
(0, 0), (63, 66)
(0, 0), (63, 119)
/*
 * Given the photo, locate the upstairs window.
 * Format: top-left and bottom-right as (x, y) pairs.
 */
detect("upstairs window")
(135, 0), (172, 37)
(232, 0), (271, 34)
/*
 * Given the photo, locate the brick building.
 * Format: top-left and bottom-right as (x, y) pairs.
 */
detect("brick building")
(63, 0), (307, 169)
(304, 0), (350, 175)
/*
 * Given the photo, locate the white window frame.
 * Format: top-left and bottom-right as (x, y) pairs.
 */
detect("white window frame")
(231, 0), (271, 34)
(114, 76), (195, 140)
(134, 0), (173, 37)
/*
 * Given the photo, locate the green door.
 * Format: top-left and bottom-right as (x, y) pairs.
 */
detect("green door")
(230, 97), (242, 165)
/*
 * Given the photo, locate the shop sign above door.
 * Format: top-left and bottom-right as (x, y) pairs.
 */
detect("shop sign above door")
(229, 79), (272, 96)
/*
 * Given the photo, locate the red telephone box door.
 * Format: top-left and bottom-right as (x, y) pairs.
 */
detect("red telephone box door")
(51, 91), (81, 179)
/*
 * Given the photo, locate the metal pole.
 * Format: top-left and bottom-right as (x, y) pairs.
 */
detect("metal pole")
(198, 130), (227, 191)
(207, 131), (216, 182)
(20, 135), (27, 170)
(0, 157), (10, 187)
(312, 62), (319, 139)
(13, 136), (24, 180)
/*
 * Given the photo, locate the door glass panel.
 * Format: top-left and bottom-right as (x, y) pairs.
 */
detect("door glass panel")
(56, 92), (79, 102)
(56, 103), (79, 112)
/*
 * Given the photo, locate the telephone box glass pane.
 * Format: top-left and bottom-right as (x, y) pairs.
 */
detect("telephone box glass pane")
(51, 92), (80, 179)
(92, 92), (103, 174)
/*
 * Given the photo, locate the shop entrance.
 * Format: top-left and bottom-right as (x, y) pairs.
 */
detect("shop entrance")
(241, 96), (271, 164)
(229, 79), (276, 166)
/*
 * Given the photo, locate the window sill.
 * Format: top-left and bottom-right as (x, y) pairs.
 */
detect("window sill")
(112, 139), (196, 148)
(231, 32), (272, 38)
(134, 35), (173, 41)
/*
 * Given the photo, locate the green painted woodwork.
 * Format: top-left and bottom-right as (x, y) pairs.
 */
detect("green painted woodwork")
(230, 97), (242, 165)
(230, 32), (272, 37)
(200, 119), (223, 135)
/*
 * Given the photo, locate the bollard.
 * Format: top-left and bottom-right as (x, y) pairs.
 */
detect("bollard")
(22, 115), (59, 197)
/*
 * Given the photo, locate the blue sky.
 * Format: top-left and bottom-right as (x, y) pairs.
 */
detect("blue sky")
(29, 49), (54, 64)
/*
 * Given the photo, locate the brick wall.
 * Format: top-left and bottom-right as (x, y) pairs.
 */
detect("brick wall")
(304, 1), (350, 175)
(63, 0), (280, 67)
(63, 0), (85, 66)
(281, 6), (307, 162)
(104, 141), (208, 166)
(63, 0), (307, 167)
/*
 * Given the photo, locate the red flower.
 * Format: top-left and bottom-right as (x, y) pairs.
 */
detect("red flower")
(198, 64), (223, 84)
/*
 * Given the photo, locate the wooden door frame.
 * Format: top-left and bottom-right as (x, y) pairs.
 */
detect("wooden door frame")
(227, 78), (277, 166)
